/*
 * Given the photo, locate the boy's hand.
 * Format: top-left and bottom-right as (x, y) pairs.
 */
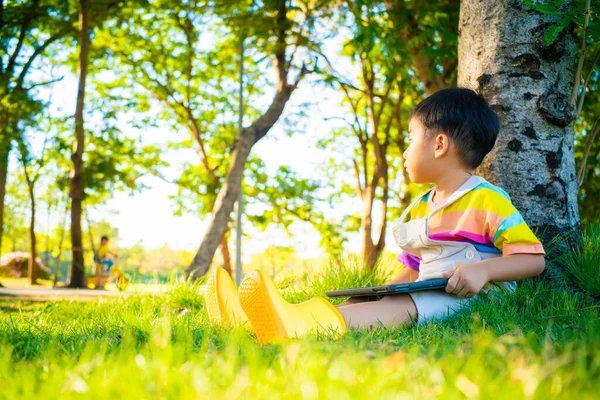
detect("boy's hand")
(442, 263), (489, 298)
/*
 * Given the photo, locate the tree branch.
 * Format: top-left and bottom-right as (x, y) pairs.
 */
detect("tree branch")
(5, 0), (39, 78)
(172, 9), (195, 107)
(23, 75), (64, 91)
(577, 114), (600, 187)
(251, 1), (295, 143)
(273, 1), (289, 91)
(575, 47), (600, 117)
(352, 159), (364, 197)
(570, 0), (591, 106)
(16, 32), (64, 90)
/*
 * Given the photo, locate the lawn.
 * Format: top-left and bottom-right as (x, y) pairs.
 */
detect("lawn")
(0, 231), (599, 399)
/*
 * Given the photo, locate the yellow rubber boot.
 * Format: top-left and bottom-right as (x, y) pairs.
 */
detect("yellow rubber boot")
(238, 269), (346, 345)
(204, 267), (248, 327)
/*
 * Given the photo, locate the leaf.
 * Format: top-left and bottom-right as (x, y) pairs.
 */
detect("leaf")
(543, 17), (570, 45)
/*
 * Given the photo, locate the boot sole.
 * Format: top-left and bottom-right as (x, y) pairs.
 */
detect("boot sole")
(239, 271), (284, 345)
(204, 268), (222, 324)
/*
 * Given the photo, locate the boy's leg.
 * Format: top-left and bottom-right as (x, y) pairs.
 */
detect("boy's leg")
(338, 295), (381, 307)
(99, 260), (113, 274)
(336, 294), (417, 330)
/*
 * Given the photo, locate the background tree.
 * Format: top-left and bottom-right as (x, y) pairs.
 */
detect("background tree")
(0, 0), (73, 264)
(186, 0), (338, 280)
(68, 0), (90, 288)
(93, 0), (264, 276)
(316, 3), (412, 269)
(16, 124), (51, 284)
(311, 0), (459, 269)
(383, 0), (459, 95)
(94, 0), (339, 277)
(67, 0), (156, 287)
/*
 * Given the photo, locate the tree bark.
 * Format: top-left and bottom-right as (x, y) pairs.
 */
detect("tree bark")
(458, 0), (580, 244)
(68, 0), (90, 288)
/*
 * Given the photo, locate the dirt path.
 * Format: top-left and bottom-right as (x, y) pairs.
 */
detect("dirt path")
(0, 287), (127, 301)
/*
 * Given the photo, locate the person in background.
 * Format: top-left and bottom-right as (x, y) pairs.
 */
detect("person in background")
(95, 236), (117, 273)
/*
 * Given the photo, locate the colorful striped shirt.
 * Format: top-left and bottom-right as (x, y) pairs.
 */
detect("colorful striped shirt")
(398, 181), (545, 271)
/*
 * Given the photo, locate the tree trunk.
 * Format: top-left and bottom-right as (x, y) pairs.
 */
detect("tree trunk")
(54, 201), (68, 288)
(360, 182), (389, 270)
(219, 230), (232, 276)
(26, 177), (37, 285)
(86, 212), (96, 254)
(187, 131), (254, 279)
(186, 86), (293, 280)
(45, 197), (51, 270)
(0, 132), (8, 260)
(0, 119), (5, 289)
(17, 131), (38, 285)
(409, 50), (447, 96)
(68, 0), (90, 288)
(458, 0), (580, 243)
(361, 188), (377, 269)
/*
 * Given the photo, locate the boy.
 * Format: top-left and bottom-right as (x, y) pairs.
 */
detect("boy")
(205, 88), (546, 345)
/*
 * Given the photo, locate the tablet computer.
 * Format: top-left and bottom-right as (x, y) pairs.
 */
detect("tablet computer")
(325, 278), (449, 298)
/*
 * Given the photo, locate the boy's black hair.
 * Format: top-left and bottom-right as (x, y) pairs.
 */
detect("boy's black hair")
(409, 87), (500, 169)
(101, 236), (109, 242)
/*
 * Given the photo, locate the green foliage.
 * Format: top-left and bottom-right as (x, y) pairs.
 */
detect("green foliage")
(380, 0), (459, 87)
(87, 0), (345, 257)
(245, 164), (327, 229)
(521, 0), (600, 49)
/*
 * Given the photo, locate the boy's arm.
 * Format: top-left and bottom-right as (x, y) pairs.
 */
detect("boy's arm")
(442, 253), (545, 298)
(387, 267), (419, 284)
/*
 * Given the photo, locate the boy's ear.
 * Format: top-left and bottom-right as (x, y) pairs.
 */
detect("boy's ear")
(433, 133), (450, 158)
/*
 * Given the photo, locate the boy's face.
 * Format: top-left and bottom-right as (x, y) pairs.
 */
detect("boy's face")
(403, 118), (438, 184)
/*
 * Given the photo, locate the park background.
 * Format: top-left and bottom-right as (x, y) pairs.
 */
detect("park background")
(0, 0), (600, 397)
(1, 0), (598, 289)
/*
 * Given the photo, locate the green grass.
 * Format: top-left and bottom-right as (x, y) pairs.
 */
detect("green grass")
(1, 229), (600, 399)
(558, 223), (600, 299)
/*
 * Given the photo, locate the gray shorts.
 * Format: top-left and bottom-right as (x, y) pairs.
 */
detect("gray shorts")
(408, 281), (515, 324)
